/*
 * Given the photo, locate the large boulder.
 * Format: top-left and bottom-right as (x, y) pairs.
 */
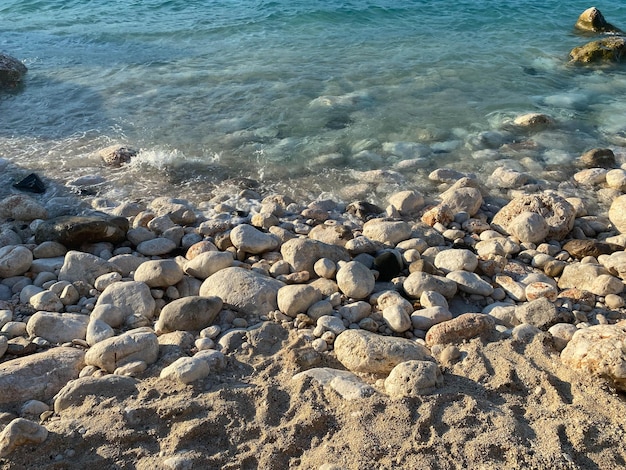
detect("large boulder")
(199, 267), (284, 316)
(155, 296), (223, 334)
(0, 53), (27, 87)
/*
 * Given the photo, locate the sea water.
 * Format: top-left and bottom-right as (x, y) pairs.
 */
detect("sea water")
(1, 0), (626, 204)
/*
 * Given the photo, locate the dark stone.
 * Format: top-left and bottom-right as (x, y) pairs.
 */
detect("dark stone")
(13, 173), (45, 194)
(6, 337), (37, 357)
(34, 215), (129, 247)
(346, 201), (383, 219)
(562, 239), (621, 259)
(0, 53), (27, 87)
(374, 251), (403, 282)
(579, 148), (616, 168)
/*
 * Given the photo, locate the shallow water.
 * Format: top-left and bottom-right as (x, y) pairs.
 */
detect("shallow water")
(1, 1), (626, 204)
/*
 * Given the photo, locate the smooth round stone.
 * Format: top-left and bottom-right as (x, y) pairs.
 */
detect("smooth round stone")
(34, 215), (128, 247)
(511, 323), (542, 342)
(0, 285), (11, 301)
(0, 229), (22, 247)
(508, 212), (549, 244)
(426, 313), (495, 346)
(160, 356), (210, 384)
(0, 336), (7, 358)
(336, 261), (375, 300)
(136, 238), (177, 256)
(32, 241), (67, 259)
(362, 219), (412, 245)
(573, 168), (608, 185)
(85, 329), (159, 373)
(0, 418), (49, 457)
(446, 271), (493, 296)
(184, 251), (233, 280)
(1, 321), (27, 338)
(609, 195), (626, 234)
(0, 310), (12, 329)
(388, 190), (424, 214)
(200, 325), (221, 340)
(410, 306), (452, 330)
(230, 224), (280, 254)
(314, 258), (337, 279)
(382, 304), (412, 333)
(134, 259), (184, 287)
(91, 304), (126, 328)
(605, 294), (625, 309)
(525, 281), (558, 302)
(0, 246), (33, 278)
(434, 249), (478, 274)
(94, 272), (123, 292)
(606, 169), (626, 191)
(29, 291), (63, 312)
(155, 296), (223, 334)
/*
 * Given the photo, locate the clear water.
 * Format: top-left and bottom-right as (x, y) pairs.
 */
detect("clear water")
(2, 0), (626, 204)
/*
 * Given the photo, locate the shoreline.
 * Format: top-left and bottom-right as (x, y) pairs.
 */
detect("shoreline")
(2, 129), (626, 467)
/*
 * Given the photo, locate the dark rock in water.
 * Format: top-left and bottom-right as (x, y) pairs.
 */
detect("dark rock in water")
(570, 37), (626, 64)
(575, 7), (622, 34)
(97, 145), (137, 167)
(13, 173), (45, 194)
(0, 53), (27, 87)
(579, 148), (616, 168)
(346, 201), (383, 219)
(562, 239), (621, 259)
(35, 215), (129, 247)
(374, 251), (403, 282)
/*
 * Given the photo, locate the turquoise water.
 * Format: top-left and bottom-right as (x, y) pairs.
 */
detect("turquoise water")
(1, 1), (626, 203)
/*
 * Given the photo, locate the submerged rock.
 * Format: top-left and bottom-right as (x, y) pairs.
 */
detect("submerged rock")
(570, 37), (626, 64)
(0, 53), (27, 87)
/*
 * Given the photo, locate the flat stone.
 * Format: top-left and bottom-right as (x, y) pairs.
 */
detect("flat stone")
(54, 375), (138, 413)
(563, 239), (620, 259)
(515, 297), (559, 330)
(336, 261), (375, 300)
(230, 224), (280, 254)
(160, 356), (210, 384)
(425, 313), (495, 346)
(84, 328), (159, 373)
(136, 237), (177, 256)
(95, 281), (156, 321)
(434, 249), (478, 274)
(277, 284), (323, 318)
(404, 271), (457, 299)
(446, 271), (494, 296)
(558, 263), (624, 296)
(410, 306), (453, 330)
(334, 329), (433, 374)
(133, 259), (184, 287)
(184, 251), (233, 279)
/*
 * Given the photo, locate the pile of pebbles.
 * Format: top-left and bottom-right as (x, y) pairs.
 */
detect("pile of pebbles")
(3, 137), (626, 456)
